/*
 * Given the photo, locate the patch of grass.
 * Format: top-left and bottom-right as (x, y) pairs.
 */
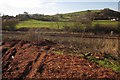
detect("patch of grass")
(93, 20), (118, 27)
(53, 50), (64, 55)
(96, 58), (120, 72)
(87, 56), (120, 72)
(87, 56), (98, 62)
(16, 19), (118, 30)
(16, 19), (64, 29)
(63, 10), (101, 18)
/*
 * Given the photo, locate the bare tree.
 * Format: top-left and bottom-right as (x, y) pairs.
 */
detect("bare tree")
(68, 13), (93, 32)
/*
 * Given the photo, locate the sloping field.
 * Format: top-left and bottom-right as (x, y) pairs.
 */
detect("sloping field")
(16, 19), (118, 29)
(16, 19), (64, 29)
(1, 40), (120, 79)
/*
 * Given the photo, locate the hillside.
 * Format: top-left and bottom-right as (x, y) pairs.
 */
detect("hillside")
(55, 8), (120, 21)
(15, 19), (118, 29)
(2, 8), (120, 34)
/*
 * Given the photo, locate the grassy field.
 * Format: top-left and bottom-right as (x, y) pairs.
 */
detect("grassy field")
(16, 19), (64, 29)
(16, 19), (118, 29)
(63, 10), (102, 18)
(93, 20), (118, 26)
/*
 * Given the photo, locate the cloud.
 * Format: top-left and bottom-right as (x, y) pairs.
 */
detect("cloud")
(0, 0), (118, 16)
(1, 0), (42, 8)
(0, 0), (58, 15)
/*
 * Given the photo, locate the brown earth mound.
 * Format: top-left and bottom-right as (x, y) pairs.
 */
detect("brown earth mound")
(1, 40), (120, 79)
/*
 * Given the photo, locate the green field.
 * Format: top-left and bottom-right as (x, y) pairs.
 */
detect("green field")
(16, 19), (64, 29)
(63, 10), (101, 17)
(16, 19), (118, 29)
(93, 20), (118, 26)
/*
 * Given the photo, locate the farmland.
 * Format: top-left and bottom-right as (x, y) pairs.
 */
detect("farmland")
(1, 39), (120, 79)
(1, 8), (120, 79)
(2, 30), (120, 71)
(16, 19), (62, 29)
(16, 19), (118, 29)
(2, 21), (120, 79)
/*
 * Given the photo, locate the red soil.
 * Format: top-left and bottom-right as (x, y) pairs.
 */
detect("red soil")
(1, 40), (120, 79)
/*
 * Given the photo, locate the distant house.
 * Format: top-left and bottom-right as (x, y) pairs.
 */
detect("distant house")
(110, 18), (119, 21)
(116, 18), (119, 21)
(110, 18), (116, 21)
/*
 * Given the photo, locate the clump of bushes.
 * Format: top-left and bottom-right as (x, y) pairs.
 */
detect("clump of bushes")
(17, 27), (29, 31)
(63, 14), (92, 33)
(2, 19), (19, 31)
(63, 22), (119, 34)
(93, 24), (119, 34)
(63, 24), (85, 32)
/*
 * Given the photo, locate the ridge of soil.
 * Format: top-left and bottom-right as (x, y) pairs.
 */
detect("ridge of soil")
(1, 40), (120, 79)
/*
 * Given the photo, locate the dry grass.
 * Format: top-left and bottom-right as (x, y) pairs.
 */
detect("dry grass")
(2, 29), (119, 57)
(2, 29), (120, 72)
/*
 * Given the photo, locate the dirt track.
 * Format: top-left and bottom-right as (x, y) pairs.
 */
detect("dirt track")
(1, 40), (120, 79)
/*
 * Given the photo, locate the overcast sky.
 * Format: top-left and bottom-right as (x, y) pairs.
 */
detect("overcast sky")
(0, 0), (119, 16)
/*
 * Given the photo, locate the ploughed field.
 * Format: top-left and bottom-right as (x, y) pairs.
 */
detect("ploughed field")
(1, 40), (120, 79)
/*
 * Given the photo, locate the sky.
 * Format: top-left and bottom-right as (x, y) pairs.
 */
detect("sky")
(0, 0), (119, 16)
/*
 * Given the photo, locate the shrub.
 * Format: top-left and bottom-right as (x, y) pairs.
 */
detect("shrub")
(17, 27), (29, 31)
(24, 28), (40, 41)
(2, 19), (19, 31)
(63, 14), (92, 33)
(93, 24), (119, 34)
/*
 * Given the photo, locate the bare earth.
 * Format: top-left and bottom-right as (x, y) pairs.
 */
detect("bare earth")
(1, 40), (120, 79)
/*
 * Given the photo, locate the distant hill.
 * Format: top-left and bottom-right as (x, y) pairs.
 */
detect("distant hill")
(54, 8), (120, 21)
(2, 8), (120, 22)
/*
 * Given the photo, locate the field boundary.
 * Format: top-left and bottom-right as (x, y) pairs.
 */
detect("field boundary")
(2, 31), (120, 39)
